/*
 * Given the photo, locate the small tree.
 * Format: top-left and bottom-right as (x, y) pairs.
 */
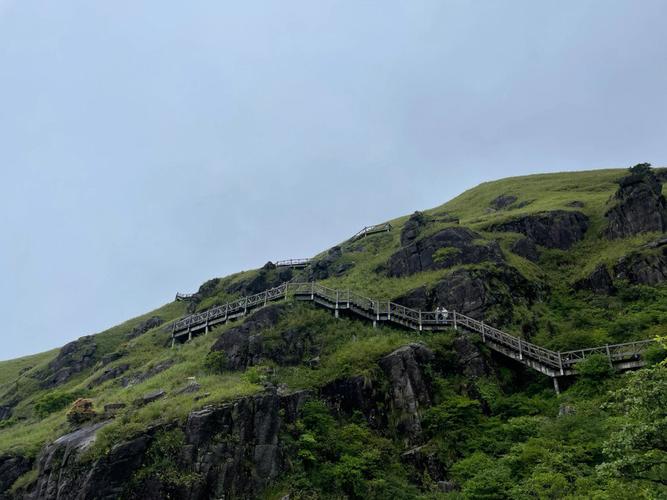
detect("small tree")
(66, 398), (97, 425)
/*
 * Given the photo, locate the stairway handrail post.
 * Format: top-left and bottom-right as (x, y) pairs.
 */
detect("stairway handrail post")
(453, 311), (457, 330)
(481, 321), (486, 342)
(605, 344), (613, 368)
(518, 338), (523, 360)
(558, 351), (564, 375)
(419, 310), (422, 331)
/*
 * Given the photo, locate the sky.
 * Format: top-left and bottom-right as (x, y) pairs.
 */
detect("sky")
(1, 1), (667, 360)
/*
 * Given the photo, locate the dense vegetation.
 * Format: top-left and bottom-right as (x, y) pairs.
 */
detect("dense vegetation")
(1, 166), (666, 498)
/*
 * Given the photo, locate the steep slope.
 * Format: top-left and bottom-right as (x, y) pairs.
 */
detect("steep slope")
(1, 165), (666, 499)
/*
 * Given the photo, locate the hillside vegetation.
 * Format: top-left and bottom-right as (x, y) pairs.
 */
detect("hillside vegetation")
(1, 165), (666, 499)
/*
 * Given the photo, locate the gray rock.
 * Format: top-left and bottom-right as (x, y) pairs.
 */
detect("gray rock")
(378, 343), (434, 440)
(453, 336), (491, 379)
(401, 445), (446, 483)
(0, 406), (12, 421)
(489, 194), (517, 210)
(39, 336), (97, 388)
(308, 246), (353, 280)
(567, 200), (585, 208)
(558, 404), (576, 417)
(437, 481), (460, 493)
(127, 316), (163, 339)
(87, 364), (130, 388)
(103, 403), (126, 417)
(573, 264), (615, 295)
(400, 211), (430, 246)
(387, 226), (504, 277)
(137, 389), (165, 406)
(614, 248), (667, 286)
(121, 359), (175, 387)
(489, 210), (589, 249)
(210, 304), (286, 370)
(511, 237), (540, 262)
(605, 166), (667, 239)
(0, 454), (33, 496)
(174, 382), (201, 395)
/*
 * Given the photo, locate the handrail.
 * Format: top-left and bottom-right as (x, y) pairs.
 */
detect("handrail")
(275, 258), (311, 268)
(172, 280), (657, 376)
(350, 223), (393, 241)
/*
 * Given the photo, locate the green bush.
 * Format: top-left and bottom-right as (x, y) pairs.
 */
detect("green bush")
(34, 390), (85, 419)
(204, 350), (228, 374)
(576, 354), (614, 381)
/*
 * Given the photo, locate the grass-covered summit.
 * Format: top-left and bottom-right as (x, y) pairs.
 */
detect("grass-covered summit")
(1, 166), (666, 499)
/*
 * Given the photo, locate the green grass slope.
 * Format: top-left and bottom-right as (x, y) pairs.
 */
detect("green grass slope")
(1, 166), (666, 498)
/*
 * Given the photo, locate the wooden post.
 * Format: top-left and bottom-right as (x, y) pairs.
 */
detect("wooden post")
(453, 311), (457, 330)
(518, 339), (523, 360)
(188, 327), (192, 342)
(553, 377), (560, 395)
(311, 282), (314, 300)
(419, 310), (422, 331)
(558, 351), (564, 376)
(171, 337), (175, 348)
(387, 301), (391, 320)
(605, 344), (613, 369)
(481, 321), (486, 343)
(205, 320), (209, 336)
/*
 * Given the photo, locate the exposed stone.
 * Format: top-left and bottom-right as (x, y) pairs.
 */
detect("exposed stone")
(438, 266), (541, 325)
(387, 227), (504, 277)
(121, 359), (175, 387)
(567, 200), (585, 208)
(174, 382), (201, 395)
(210, 304), (285, 370)
(379, 343), (434, 440)
(452, 336), (491, 379)
(262, 261), (277, 270)
(511, 237), (540, 262)
(605, 166), (667, 239)
(614, 248), (667, 286)
(136, 389), (166, 406)
(573, 264), (615, 295)
(644, 237), (667, 249)
(100, 351), (125, 367)
(0, 454), (33, 497)
(489, 194), (517, 210)
(308, 246), (353, 280)
(321, 376), (384, 428)
(40, 336), (97, 388)
(0, 406), (12, 421)
(401, 211), (430, 246)
(489, 210), (589, 250)
(87, 364), (130, 389)
(226, 268), (293, 299)
(127, 316), (163, 339)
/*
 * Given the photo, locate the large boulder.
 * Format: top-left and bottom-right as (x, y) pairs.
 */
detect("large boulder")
(121, 359), (175, 388)
(0, 454), (33, 497)
(387, 227), (504, 277)
(87, 364), (130, 389)
(210, 304), (286, 370)
(321, 376), (384, 428)
(489, 194), (517, 211)
(127, 316), (163, 339)
(510, 237), (540, 262)
(605, 165), (667, 239)
(40, 337), (97, 388)
(394, 266), (543, 326)
(489, 210), (589, 249)
(379, 343), (434, 440)
(400, 211), (430, 246)
(308, 246), (353, 280)
(573, 264), (615, 295)
(614, 248), (667, 286)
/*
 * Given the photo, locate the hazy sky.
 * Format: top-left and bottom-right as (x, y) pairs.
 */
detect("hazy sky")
(1, 1), (667, 360)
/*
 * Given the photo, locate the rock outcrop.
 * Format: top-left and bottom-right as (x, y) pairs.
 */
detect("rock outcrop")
(210, 305), (285, 370)
(573, 264), (615, 295)
(387, 227), (504, 277)
(604, 165), (667, 239)
(379, 344), (434, 440)
(24, 393), (310, 500)
(401, 212), (430, 246)
(308, 246), (353, 280)
(40, 337), (97, 388)
(489, 210), (589, 250)
(127, 316), (163, 339)
(510, 237), (540, 262)
(394, 266), (542, 326)
(489, 194), (517, 210)
(121, 359), (175, 388)
(614, 248), (667, 286)
(87, 364), (130, 388)
(0, 454), (33, 498)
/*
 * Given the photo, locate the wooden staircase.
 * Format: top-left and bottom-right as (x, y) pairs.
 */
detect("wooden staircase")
(171, 281), (656, 391)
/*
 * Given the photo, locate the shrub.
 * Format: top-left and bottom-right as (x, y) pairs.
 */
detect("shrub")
(66, 398), (97, 425)
(576, 354), (614, 381)
(204, 350), (228, 374)
(35, 390), (85, 419)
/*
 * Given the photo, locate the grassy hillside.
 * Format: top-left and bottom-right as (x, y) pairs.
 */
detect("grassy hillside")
(1, 166), (666, 498)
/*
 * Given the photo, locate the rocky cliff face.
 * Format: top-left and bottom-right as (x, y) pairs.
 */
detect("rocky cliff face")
(5, 339), (494, 500)
(39, 337), (97, 389)
(387, 227), (504, 277)
(614, 247), (667, 286)
(604, 166), (667, 239)
(489, 210), (589, 250)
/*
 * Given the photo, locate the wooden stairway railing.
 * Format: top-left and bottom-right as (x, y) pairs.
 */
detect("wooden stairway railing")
(171, 281), (657, 387)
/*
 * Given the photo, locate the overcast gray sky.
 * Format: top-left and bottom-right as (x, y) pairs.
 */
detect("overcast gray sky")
(1, 1), (666, 360)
